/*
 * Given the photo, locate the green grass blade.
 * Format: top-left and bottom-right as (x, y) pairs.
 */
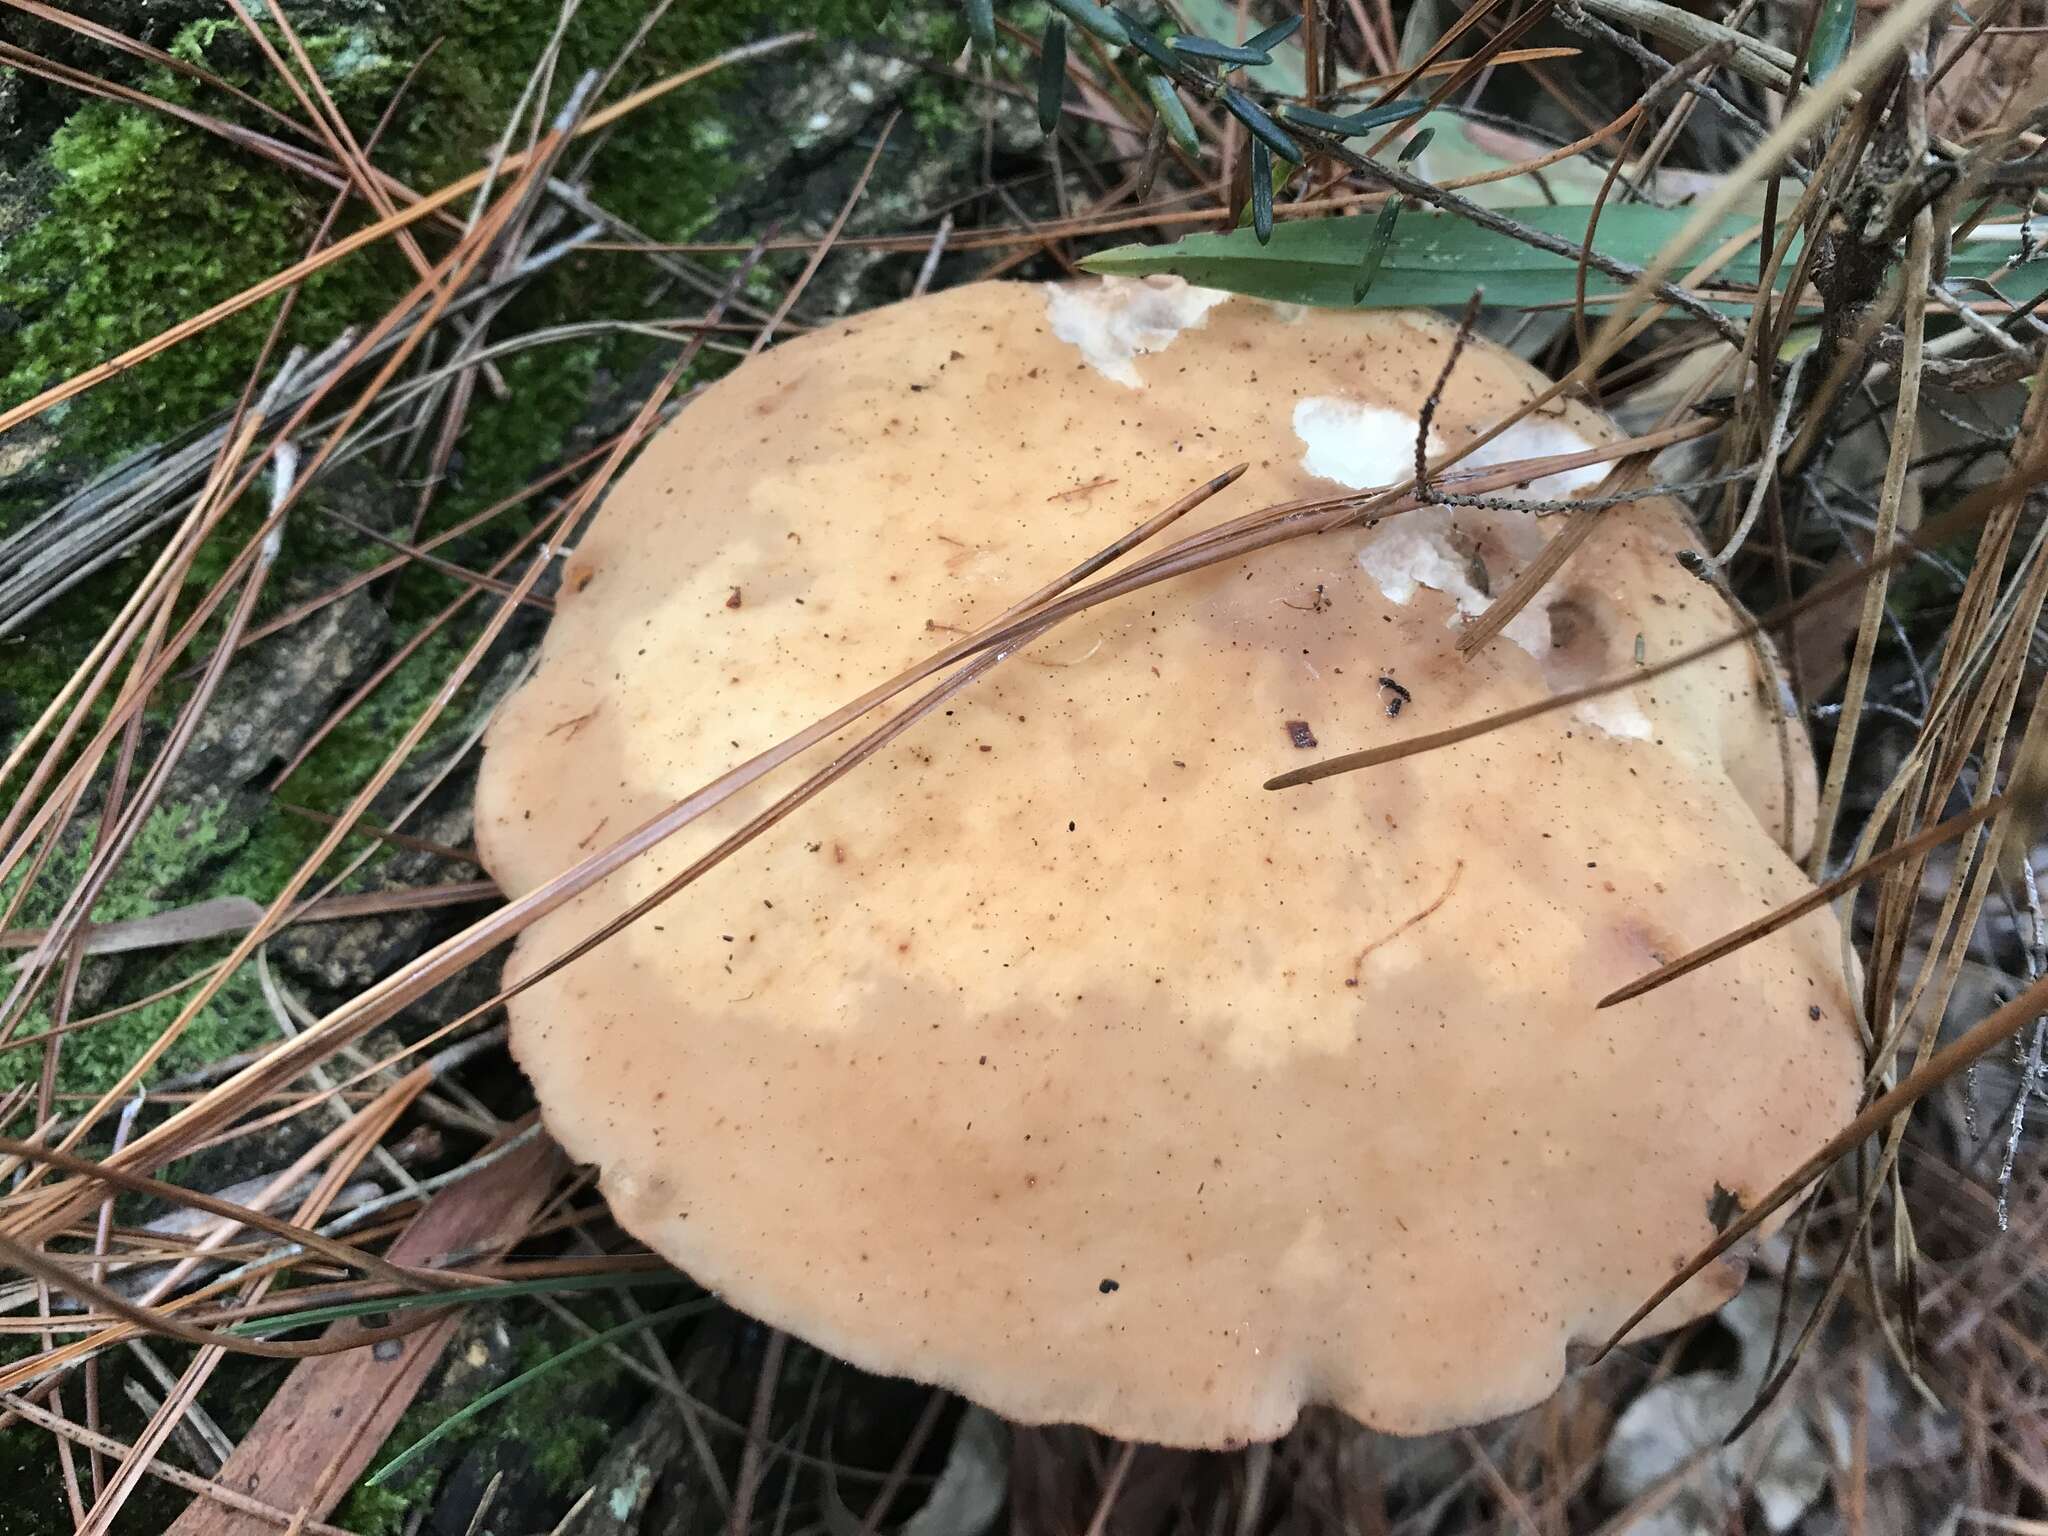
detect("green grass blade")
(1170, 33), (1272, 64)
(1113, 9), (1182, 70)
(1177, 0), (1307, 93)
(365, 1299), (712, 1488)
(1222, 87), (1303, 163)
(1244, 15), (1304, 52)
(1353, 200), (1403, 302)
(226, 1270), (691, 1336)
(1354, 129), (1431, 301)
(1277, 99), (1422, 136)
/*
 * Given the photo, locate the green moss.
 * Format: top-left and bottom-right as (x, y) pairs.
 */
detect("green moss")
(1, 0), (930, 763)
(331, 1383), (470, 1536)
(455, 1321), (622, 1494)
(1, 795), (246, 930)
(886, 3), (995, 144)
(274, 625), (472, 812)
(0, 28), (410, 458)
(0, 1419), (69, 1536)
(0, 795), (289, 1095)
(334, 1479), (416, 1536)
(332, 1302), (640, 1534)
(2, 0), (894, 474)
(0, 942), (276, 1096)
(1, 0), (912, 776)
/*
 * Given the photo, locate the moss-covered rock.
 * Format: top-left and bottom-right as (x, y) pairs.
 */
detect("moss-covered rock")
(0, 0), (969, 470)
(0, 585), (391, 1095)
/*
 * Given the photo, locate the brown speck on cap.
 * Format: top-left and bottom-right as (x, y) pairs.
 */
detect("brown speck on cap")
(473, 278), (1860, 1450)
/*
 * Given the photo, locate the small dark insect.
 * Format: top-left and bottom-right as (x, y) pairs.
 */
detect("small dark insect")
(1707, 1182), (1744, 1231)
(1099, 1278), (1120, 1294)
(1377, 676), (1411, 717)
(1286, 720), (1317, 749)
(1280, 583), (1328, 613)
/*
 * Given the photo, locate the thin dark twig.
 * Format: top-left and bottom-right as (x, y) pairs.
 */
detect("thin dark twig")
(1552, 0), (1790, 165)
(1593, 963), (2048, 1365)
(852, 1388), (949, 1536)
(751, 114), (901, 353)
(1416, 291), (1486, 495)
(726, 1329), (788, 1536)
(1598, 795), (2007, 1007)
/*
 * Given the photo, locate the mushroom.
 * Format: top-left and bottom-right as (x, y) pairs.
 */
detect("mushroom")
(474, 277), (1860, 1447)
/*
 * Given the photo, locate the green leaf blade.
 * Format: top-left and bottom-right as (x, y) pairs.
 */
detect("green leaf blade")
(1082, 204), (2048, 313)
(1048, 0), (1129, 44)
(1250, 140), (1275, 245)
(965, 0), (996, 55)
(1086, 205), (1775, 311)
(1144, 72), (1202, 155)
(1808, 0), (1857, 82)
(1039, 18), (1068, 133)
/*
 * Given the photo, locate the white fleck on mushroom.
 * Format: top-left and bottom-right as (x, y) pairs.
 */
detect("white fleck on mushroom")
(1043, 273), (1232, 387)
(1292, 396), (1436, 491)
(475, 278), (1858, 1448)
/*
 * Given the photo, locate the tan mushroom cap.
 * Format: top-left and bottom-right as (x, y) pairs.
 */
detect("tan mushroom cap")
(475, 278), (1860, 1447)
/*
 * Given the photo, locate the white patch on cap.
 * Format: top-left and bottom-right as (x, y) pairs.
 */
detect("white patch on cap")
(1356, 508), (1480, 610)
(1451, 417), (1608, 501)
(1359, 512), (1654, 737)
(1571, 691), (1653, 739)
(1294, 398), (1437, 491)
(1043, 275), (1231, 388)
(1356, 505), (1550, 657)
(1337, 406), (1656, 741)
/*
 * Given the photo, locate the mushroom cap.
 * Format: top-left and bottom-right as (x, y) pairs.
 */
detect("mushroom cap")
(475, 279), (1859, 1447)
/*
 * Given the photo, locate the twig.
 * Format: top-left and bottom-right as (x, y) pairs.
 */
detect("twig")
(725, 1330), (788, 1536)
(751, 113), (902, 353)
(1809, 208), (1936, 877)
(912, 211), (956, 297)
(1708, 348), (1810, 571)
